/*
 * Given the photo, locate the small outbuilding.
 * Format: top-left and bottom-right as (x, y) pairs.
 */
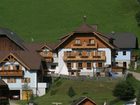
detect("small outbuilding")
(71, 97), (97, 105)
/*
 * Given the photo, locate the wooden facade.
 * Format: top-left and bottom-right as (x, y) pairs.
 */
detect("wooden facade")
(63, 34), (110, 49)
(0, 36), (23, 50)
(39, 51), (53, 62)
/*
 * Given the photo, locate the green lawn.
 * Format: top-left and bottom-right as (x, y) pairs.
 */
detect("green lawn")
(0, 0), (140, 42)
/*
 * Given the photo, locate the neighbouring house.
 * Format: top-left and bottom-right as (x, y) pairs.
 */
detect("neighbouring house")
(71, 97), (97, 105)
(107, 32), (138, 69)
(0, 79), (9, 105)
(0, 28), (47, 100)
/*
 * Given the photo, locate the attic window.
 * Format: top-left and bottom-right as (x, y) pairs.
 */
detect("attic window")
(75, 39), (81, 45)
(89, 39), (95, 44)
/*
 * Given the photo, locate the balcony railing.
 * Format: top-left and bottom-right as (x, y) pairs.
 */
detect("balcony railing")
(45, 58), (53, 62)
(0, 70), (23, 77)
(63, 51), (106, 61)
(71, 42), (98, 49)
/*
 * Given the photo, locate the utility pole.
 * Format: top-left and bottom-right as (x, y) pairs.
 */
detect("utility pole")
(52, 102), (62, 105)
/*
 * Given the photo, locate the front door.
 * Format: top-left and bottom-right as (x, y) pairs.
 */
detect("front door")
(123, 62), (127, 68)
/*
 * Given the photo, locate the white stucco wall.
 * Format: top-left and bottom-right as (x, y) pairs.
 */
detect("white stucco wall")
(115, 50), (131, 61)
(115, 50), (131, 68)
(98, 48), (112, 65)
(56, 48), (72, 75)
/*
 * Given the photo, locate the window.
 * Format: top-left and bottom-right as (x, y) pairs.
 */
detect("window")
(87, 62), (91, 69)
(98, 62), (102, 67)
(98, 52), (101, 56)
(71, 72), (74, 75)
(21, 78), (30, 83)
(89, 39), (95, 44)
(66, 51), (71, 56)
(16, 65), (19, 70)
(123, 51), (126, 55)
(51, 65), (56, 69)
(75, 39), (81, 45)
(7, 78), (16, 83)
(67, 63), (72, 69)
(78, 62), (82, 69)
(115, 62), (118, 65)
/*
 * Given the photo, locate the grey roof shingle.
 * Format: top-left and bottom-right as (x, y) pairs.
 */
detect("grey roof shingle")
(107, 32), (138, 49)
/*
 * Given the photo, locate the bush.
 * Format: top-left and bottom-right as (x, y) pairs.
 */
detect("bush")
(50, 89), (58, 96)
(113, 81), (135, 101)
(67, 86), (76, 97)
(137, 88), (140, 105)
(135, 11), (140, 26)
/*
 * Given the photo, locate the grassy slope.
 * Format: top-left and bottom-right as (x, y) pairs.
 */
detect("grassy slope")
(19, 78), (120, 105)
(18, 77), (140, 105)
(0, 0), (140, 42)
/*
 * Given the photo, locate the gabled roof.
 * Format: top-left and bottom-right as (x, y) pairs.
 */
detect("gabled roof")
(24, 42), (57, 52)
(54, 24), (117, 50)
(71, 97), (97, 105)
(107, 32), (138, 49)
(74, 23), (97, 33)
(0, 79), (8, 86)
(0, 51), (41, 70)
(0, 27), (26, 50)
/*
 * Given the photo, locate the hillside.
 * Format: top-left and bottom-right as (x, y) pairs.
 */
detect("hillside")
(18, 76), (140, 105)
(19, 78), (121, 105)
(0, 0), (140, 42)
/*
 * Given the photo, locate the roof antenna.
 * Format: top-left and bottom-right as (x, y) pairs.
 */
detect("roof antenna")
(83, 15), (87, 23)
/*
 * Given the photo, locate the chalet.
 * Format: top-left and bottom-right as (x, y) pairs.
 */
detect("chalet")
(0, 28), (47, 100)
(34, 23), (117, 77)
(71, 97), (97, 105)
(36, 23), (138, 77)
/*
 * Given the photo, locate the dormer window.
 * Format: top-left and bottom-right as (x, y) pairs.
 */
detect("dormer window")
(75, 39), (81, 45)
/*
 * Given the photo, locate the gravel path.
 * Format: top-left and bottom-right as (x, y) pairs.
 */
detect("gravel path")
(128, 71), (140, 81)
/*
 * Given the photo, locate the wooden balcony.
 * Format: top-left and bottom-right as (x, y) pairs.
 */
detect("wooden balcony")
(63, 51), (106, 61)
(40, 52), (53, 58)
(71, 42), (98, 49)
(0, 70), (23, 77)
